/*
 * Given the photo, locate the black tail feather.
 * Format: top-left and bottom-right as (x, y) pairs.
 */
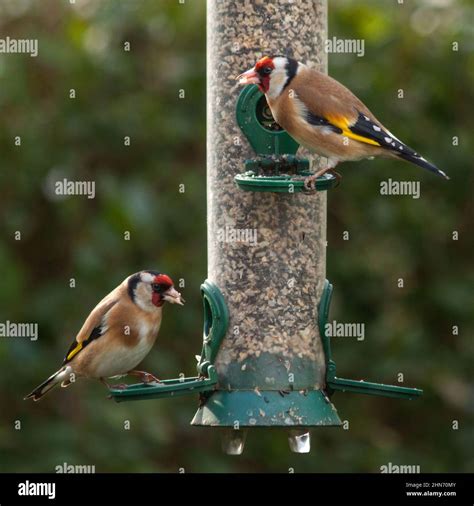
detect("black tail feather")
(397, 150), (449, 180)
(24, 369), (63, 401)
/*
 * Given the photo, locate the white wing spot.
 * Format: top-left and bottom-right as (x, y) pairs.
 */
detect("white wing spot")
(384, 136), (392, 143)
(373, 125), (381, 132)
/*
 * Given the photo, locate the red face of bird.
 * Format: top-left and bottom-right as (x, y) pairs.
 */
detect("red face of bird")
(237, 56), (298, 98)
(127, 271), (185, 311)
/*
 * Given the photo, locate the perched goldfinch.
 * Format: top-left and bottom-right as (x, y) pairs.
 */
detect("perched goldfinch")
(25, 270), (184, 401)
(238, 56), (449, 188)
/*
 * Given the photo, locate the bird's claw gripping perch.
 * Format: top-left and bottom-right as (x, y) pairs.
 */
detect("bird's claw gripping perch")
(303, 174), (318, 193)
(141, 373), (162, 384)
(127, 370), (162, 384)
(301, 167), (342, 193)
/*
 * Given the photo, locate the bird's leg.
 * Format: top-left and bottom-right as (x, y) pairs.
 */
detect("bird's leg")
(127, 370), (162, 384)
(303, 161), (340, 192)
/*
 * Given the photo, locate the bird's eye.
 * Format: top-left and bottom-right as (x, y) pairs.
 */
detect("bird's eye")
(152, 283), (162, 292)
(263, 67), (272, 75)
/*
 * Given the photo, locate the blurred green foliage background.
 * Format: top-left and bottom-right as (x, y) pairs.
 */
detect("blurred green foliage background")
(0, 0), (472, 473)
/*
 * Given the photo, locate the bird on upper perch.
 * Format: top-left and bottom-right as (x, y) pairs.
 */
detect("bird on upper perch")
(237, 56), (449, 189)
(25, 270), (184, 401)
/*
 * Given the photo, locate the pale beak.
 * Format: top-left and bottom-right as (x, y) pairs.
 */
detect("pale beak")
(236, 67), (261, 86)
(163, 286), (185, 306)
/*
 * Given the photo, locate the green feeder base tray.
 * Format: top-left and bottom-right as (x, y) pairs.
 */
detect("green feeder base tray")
(234, 170), (337, 193)
(191, 390), (342, 428)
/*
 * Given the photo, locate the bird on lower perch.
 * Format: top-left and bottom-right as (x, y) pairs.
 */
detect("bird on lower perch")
(25, 270), (184, 401)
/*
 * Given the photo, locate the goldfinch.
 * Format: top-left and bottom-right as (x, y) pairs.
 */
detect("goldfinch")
(25, 270), (184, 401)
(238, 56), (449, 188)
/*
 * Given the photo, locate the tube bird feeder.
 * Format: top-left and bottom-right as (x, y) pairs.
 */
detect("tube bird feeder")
(110, 0), (422, 455)
(192, 0), (342, 453)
